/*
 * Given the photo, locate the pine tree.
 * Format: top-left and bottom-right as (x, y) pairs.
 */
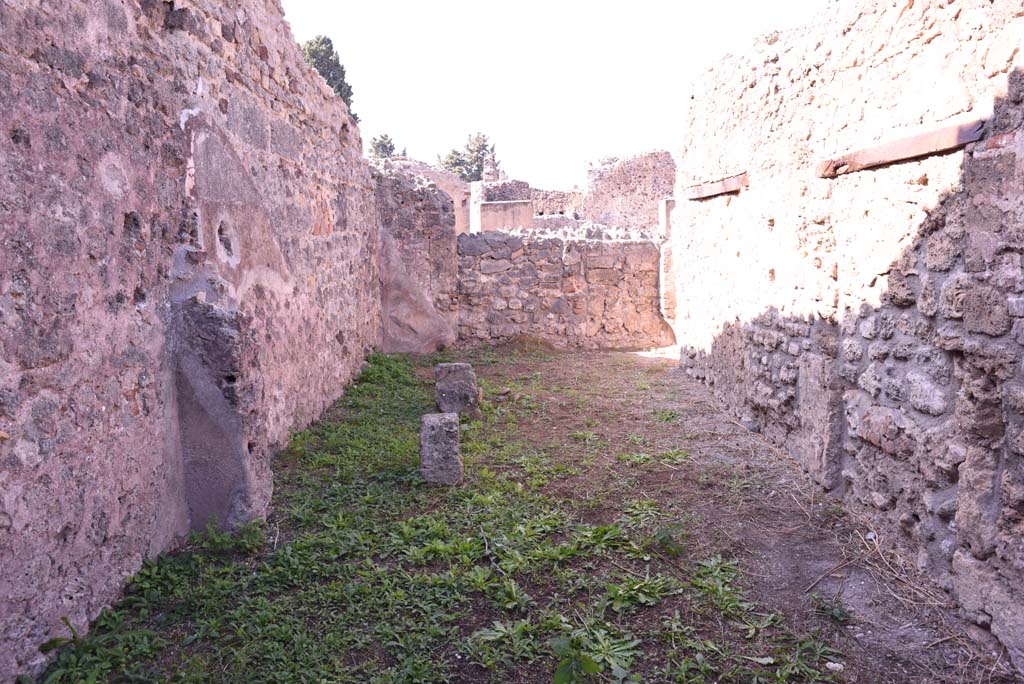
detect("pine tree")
(301, 35), (357, 121)
(439, 133), (498, 182)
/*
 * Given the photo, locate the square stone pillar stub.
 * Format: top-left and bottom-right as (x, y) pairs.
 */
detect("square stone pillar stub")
(420, 413), (463, 485)
(435, 362), (483, 420)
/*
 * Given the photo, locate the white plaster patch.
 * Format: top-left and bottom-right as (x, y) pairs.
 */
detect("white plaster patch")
(98, 153), (129, 198)
(179, 107), (202, 131)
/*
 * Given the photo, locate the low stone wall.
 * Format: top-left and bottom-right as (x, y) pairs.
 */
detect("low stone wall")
(532, 188), (582, 217)
(0, 0), (379, 675)
(672, 0), (1024, 669)
(457, 233), (675, 349)
(478, 200), (534, 232)
(485, 180), (530, 201)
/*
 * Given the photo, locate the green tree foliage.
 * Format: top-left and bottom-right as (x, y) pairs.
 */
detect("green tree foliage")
(301, 35), (357, 120)
(370, 134), (396, 158)
(439, 133), (498, 182)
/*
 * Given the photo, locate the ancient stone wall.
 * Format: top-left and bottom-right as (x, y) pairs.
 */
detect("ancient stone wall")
(582, 151), (675, 231)
(673, 0), (1024, 668)
(531, 188), (582, 218)
(0, 0), (380, 675)
(373, 160), (458, 353)
(374, 157), (470, 235)
(469, 179), (532, 233)
(478, 179), (532, 202)
(367, 164), (676, 351)
(477, 201), (534, 233)
(457, 233), (675, 349)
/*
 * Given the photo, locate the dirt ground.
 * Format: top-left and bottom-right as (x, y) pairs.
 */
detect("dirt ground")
(456, 344), (1020, 684)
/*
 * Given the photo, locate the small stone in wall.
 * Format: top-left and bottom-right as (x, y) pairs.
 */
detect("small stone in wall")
(420, 413), (463, 485)
(886, 270), (917, 307)
(868, 341), (890, 361)
(1004, 384), (1024, 414)
(923, 486), (958, 519)
(857, 364), (884, 398)
(1007, 427), (1024, 456)
(435, 363), (483, 420)
(779, 363), (799, 385)
(906, 370), (947, 415)
(918, 276), (940, 317)
(480, 259), (513, 274)
(939, 274), (973, 320)
(882, 377), (906, 402)
(841, 339), (864, 362)
(858, 406), (915, 457)
(925, 233), (960, 272)
(838, 363), (860, 383)
(963, 285), (1011, 336)
(892, 342), (914, 360)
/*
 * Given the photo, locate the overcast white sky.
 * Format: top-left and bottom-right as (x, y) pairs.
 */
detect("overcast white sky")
(280, 1), (821, 189)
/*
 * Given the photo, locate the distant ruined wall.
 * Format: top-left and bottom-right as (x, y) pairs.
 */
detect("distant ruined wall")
(375, 157), (470, 235)
(0, 0), (380, 675)
(469, 179), (533, 233)
(478, 201), (535, 233)
(531, 188), (582, 217)
(369, 159), (678, 355)
(478, 179), (532, 202)
(673, 0), (1024, 669)
(582, 151), (675, 231)
(457, 233), (675, 349)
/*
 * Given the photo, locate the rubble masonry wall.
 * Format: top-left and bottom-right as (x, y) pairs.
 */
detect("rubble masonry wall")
(458, 233), (675, 349)
(0, 0), (380, 674)
(583, 151), (676, 231)
(673, 0), (1024, 668)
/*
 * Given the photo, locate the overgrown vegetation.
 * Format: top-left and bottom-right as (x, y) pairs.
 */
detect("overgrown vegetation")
(36, 353), (843, 683)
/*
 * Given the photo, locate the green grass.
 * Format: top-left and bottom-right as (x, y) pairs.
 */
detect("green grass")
(653, 409), (680, 423)
(35, 353), (842, 684)
(658, 449), (690, 465)
(615, 452), (652, 466)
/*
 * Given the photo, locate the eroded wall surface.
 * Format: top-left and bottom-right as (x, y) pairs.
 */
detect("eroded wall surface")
(0, 0), (379, 674)
(458, 233), (675, 349)
(373, 160), (458, 353)
(673, 0), (1024, 668)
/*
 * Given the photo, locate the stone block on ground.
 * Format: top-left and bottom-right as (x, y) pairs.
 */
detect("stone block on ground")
(435, 363), (483, 419)
(419, 413), (464, 485)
